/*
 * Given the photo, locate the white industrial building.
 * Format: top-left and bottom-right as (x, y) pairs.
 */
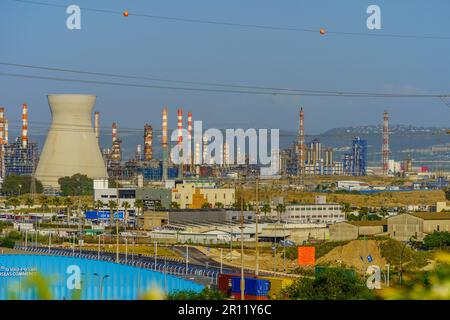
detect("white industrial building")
(93, 179), (136, 211)
(282, 203), (344, 224)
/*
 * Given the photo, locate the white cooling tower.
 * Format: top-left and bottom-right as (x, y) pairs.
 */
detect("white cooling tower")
(35, 94), (108, 188)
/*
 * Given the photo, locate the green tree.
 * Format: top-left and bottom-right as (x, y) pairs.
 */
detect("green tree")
(201, 202), (212, 209)
(39, 195), (49, 211)
(358, 207), (369, 221)
(423, 231), (450, 249)
(261, 202), (271, 218)
(275, 204), (286, 220)
(341, 202), (352, 220)
(170, 201), (180, 209)
(280, 267), (372, 300)
(94, 200), (104, 211)
(167, 288), (227, 300)
(0, 175), (43, 196)
(6, 197), (21, 210)
(58, 174), (93, 196)
(24, 197), (34, 209)
(51, 197), (61, 213)
(215, 202), (224, 208)
(134, 199), (144, 215)
(108, 200), (117, 226)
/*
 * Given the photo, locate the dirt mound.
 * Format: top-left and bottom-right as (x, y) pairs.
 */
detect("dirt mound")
(317, 240), (386, 272)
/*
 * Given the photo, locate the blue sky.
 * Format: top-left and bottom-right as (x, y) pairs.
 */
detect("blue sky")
(1, 0), (450, 136)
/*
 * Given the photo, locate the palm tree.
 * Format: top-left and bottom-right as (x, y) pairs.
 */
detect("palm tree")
(39, 195), (49, 212)
(134, 199), (144, 215)
(63, 197), (73, 225)
(51, 197), (61, 214)
(261, 203), (271, 218)
(94, 200), (103, 212)
(24, 197), (34, 209)
(341, 202), (352, 220)
(122, 201), (130, 226)
(108, 200), (117, 227)
(275, 204), (286, 221)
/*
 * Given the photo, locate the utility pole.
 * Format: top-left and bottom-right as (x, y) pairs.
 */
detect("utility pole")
(115, 180), (120, 263)
(240, 174), (245, 301)
(255, 176), (259, 276)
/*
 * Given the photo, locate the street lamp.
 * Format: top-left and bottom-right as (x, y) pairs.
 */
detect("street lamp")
(93, 273), (109, 300)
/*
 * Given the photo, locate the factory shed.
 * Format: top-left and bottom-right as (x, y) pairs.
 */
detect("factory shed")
(329, 220), (387, 241)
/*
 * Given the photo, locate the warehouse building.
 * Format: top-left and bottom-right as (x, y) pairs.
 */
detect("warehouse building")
(387, 212), (450, 242)
(329, 220), (387, 241)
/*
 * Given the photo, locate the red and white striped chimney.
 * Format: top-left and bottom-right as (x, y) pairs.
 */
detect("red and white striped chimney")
(4, 118), (8, 145)
(112, 122), (117, 144)
(177, 108), (183, 145)
(0, 107), (4, 145)
(22, 103), (28, 148)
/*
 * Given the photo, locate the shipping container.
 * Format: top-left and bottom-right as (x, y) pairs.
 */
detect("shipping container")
(231, 277), (270, 296)
(230, 293), (268, 300)
(258, 276), (294, 298)
(218, 273), (256, 295)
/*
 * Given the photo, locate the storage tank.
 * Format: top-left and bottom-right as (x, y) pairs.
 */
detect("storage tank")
(35, 94), (108, 188)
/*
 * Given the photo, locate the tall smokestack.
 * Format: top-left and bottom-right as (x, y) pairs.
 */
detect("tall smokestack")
(144, 124), (153, 161)
(94, 112), (100, 145)
(177, 108), (183, 178)
(22, 103), (28, 148)
(382, 110), (390, 175)
(187, 111), (193, 173)
(135, 144), (142, 162)
(162, 107), (168, 181)
(298, 107), (305, 184)
(0, 108), (4, 181)
(0, 108), (4, 146)
(112, 122), (117, 144)
(4, 118), (8, 145)
(203, 133), (208, 164)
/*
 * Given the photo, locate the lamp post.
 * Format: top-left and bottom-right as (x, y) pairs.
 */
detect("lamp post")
(220, 248), (223, 274)
(98, 234), (101, 260)
(93, 273), (109, 300)
(255, 177), (259, 276)
(239, 173), (245, 301)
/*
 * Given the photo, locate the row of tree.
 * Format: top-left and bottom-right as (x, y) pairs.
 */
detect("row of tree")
(1, 174), (95, 197)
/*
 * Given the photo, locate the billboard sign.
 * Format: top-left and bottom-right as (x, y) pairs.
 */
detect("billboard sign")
(85, 211), (124, 220)
(297, 246), (316, 266)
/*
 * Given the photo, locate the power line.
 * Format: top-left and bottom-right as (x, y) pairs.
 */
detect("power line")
(1, 71), (449, 98)
(9, 0), (450, 40)
(0, 62), (347, 94)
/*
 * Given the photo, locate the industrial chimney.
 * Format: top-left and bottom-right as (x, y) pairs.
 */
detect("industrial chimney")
(144, 124), (153, 161)
(35, 94), (108, 188)
(162, 107), (168, 181)
(22, 103), (28, 149)
(177, 108), (183, 179)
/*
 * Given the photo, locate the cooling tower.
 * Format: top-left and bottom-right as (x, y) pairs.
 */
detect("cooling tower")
(35, 94), (108, 188)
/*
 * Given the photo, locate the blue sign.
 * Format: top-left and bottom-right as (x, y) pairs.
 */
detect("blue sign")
(367, 255), (373, 263)
(85, 211), (124, 220)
